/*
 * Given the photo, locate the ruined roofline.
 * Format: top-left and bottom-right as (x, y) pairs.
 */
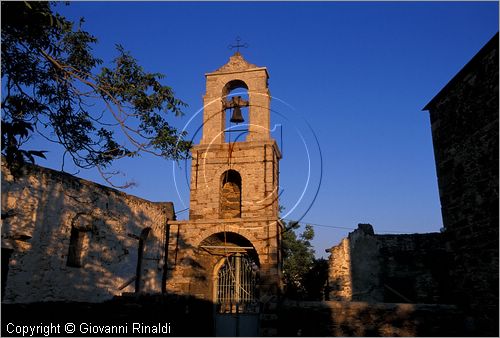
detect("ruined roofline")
(349, 223), (442, 237)
(326, 223), (443, 251)
(1, 157), (174, 210)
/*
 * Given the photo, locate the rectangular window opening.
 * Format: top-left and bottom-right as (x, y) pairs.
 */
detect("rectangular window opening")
(67, 227), (87, 268)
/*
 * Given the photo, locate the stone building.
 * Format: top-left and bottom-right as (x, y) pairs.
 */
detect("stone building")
(1, 161), (174, 303)
(423, 32), (499, 335)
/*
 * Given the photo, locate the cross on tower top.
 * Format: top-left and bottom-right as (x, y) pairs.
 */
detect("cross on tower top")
(228, 36), (249, 53)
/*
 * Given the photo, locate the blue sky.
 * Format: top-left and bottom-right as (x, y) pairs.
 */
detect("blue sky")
(26, 1), (498, 258)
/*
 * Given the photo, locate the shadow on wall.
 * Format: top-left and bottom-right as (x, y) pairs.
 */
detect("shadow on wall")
(1, 162), (479, 336)
(1, 161), (281, 337)
(1, 296), (473, 337)
(276, 300), (470, 337)
(0, 162), (220, 336)
(0, 162), (272, 336)
(1, 161), (176, 303)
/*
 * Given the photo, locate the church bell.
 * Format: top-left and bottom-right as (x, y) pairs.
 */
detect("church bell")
(230, 106), (245, 124)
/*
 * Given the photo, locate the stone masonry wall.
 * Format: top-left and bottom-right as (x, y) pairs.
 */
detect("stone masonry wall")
(1, 162), (174, 303)
(424, 33), (498, 335)
(220, 180), (241, 218)
(327, 237), (352, 301)
(328, 224), (450, 304)
(189, 141), (280, 221)
(164, 218), (282, 303)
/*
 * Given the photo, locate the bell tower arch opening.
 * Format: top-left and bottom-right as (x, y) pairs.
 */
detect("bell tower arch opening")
(223, 80), (249, 143)
(200, 52), (271, 145)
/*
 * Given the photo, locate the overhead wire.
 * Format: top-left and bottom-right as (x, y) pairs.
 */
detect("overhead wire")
(282, 218), (414, 234)
(172, 209), (407, 235)
(174, 207), (189, 216)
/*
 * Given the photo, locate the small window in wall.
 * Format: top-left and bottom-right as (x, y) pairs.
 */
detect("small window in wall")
(220, 170), (242, 219)
(67, 227), (88, 268)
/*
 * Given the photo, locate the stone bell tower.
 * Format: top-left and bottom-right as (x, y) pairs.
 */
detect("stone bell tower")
(189, 52), (281, 221)
(166, 53), (282, 332)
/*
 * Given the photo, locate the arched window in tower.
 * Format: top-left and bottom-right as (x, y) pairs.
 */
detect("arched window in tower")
(223, 80), (249, 143)
(220, 170), (242, 218)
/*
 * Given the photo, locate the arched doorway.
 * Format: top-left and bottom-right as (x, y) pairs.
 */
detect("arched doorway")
(199, 232), (260, 336)
(215, 253), (260, 336)
(216, 254), (258, 314)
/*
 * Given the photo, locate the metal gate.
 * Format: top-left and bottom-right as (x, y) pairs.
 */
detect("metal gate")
(215, 254), (260, 336)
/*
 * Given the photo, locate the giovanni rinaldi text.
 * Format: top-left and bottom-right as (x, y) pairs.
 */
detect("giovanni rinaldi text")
(5, 322), (172, 336)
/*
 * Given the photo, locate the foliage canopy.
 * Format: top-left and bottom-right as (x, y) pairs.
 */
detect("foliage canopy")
(282, 221), (328, 300)
(1, 1), (192, 185)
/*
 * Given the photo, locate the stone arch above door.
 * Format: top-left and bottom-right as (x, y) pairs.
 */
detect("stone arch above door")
(199, 231), (260, 267)
(193, 225), (266, 255)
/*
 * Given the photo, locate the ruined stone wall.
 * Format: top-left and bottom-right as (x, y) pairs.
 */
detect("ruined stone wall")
(328, 224), (450, 304)
(1, 162), (174, 303)
(327, 237), (351, 301)
(375, 233), (450, 304)
(424, 33), (498, 334)
(347, 224), (383, 302)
